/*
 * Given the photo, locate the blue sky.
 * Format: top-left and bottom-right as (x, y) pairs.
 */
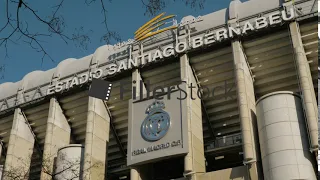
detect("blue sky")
(0, 0), (236, 84)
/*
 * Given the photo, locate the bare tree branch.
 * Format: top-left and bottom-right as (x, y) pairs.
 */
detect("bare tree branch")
(52, 0), (65, 18)
(98, 0), (121, 43)
(0, 0), (93, 66)
(15, 2), (54, 64)
(2, 152), (103, 180)
(20, 0), (69, 42)
(0, 0), (13, 33)
(141, 0), (205, 16)
(0, 0), (205, 80)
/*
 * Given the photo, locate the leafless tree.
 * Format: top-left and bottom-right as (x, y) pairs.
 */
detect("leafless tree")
(0, 0), (205, 79)
(1, 157), (30, 180)
(1, 153), (103, 180)
(141, 0), (205, 16)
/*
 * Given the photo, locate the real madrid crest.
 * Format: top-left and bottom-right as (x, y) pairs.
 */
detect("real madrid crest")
(141, 100), (170, 142)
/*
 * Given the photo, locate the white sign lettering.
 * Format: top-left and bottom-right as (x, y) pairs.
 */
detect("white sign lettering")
(1, 7), (296, 112)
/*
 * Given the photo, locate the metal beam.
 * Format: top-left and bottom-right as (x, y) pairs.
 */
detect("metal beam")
(102, 101), (127, 158)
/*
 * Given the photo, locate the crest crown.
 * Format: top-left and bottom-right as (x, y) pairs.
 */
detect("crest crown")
(145, 100), (165, 114)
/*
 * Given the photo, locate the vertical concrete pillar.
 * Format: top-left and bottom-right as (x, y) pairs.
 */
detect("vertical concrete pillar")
(130, 168), (141, 180)
(180, 54), (206, 179)
(40, 98), (71, 179)
(231, 40), (261, 180)
(289, 22), (318, 152)
(3, 108), (35, 179)
(130, 69), (145, 180)
(83, 97), (110, 180)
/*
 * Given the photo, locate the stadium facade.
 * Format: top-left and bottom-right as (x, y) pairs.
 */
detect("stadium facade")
(0, 0), (318, 179)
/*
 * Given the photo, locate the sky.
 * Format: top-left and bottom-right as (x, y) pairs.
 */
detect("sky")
(0, 0), (238, 84)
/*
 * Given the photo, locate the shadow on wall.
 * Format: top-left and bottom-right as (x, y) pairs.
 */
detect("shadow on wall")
(200, 166), (248, 180)
(230, 166), (249, 179)
(251, 109), (263, 179)
(293, 97), (318, 170)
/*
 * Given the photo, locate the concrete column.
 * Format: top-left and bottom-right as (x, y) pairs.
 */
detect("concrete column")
(83, 97), (110, 180)
(180, 54), (206, 179)
(130, 168), (141, 180)
(40, 98), (71, 179)
(231, 40), (261, 180)
(3, 108), (35, 179)
(130, 69), (145, 180)
(289, 22), (318, 152)
(256, 92), (316, 180)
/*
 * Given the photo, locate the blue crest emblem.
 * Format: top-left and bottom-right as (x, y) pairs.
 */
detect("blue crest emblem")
(141, 100), (170, 142)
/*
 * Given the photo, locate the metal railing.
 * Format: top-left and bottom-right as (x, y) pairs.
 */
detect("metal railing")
(206, 133), (242, 150)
